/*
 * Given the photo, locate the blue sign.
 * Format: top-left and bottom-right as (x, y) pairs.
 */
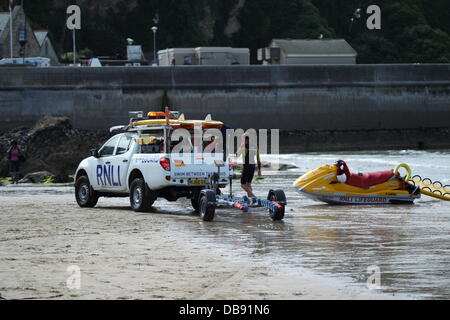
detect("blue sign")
(18, 24), (27, 45)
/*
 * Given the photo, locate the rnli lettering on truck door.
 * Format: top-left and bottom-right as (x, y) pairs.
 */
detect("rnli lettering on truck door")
(96, 165), (122, 186)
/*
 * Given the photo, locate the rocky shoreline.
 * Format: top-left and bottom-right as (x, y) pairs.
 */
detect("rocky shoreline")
(0, 118), (299, 181)
(0, 117), (111, 179)
(1, 117), (448, 180)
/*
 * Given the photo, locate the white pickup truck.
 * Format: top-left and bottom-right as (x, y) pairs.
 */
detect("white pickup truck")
(74, 112), (230, 221)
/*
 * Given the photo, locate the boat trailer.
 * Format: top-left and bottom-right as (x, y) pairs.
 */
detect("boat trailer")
(197, 160), (287, 222)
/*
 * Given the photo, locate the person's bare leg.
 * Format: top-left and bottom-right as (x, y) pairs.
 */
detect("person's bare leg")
(240, 184), (254, 205)
(246, 183), (256, 198)
(241, 184), (250, 197)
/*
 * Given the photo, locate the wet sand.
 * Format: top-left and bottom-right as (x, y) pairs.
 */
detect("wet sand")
(0, 187), (390, 300)
(4, 149), (450, 300)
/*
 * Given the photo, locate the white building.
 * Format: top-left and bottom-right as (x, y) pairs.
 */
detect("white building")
(258, 39), (357, 65)
(158, 47), (250, 66)
(158, 48), (195, 66)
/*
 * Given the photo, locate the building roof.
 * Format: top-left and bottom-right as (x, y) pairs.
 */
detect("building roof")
(158, 48), (196, 54)
(195, 47), (249, 53)
(0, 13), (10, 37)
(271, 39), (357, 57)
(0, 7), (22, 38)
(158, 47), (250, 54)
(34, 30), (48, 47)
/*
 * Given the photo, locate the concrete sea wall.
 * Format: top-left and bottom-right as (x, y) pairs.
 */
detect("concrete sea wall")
(0, 64), (449, 150)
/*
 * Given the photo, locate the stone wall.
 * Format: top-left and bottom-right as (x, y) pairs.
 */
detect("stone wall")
(0, 64), (449, 135)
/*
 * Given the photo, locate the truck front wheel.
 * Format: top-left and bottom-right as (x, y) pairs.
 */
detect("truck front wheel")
(130, 178), (155, 212)
(75, 176), (99, 208)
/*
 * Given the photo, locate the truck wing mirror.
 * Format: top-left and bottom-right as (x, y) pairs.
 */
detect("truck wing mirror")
(90, 149), (100, 158)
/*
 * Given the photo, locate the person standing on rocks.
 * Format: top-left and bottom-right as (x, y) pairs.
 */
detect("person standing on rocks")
(6, 141), (24, 184)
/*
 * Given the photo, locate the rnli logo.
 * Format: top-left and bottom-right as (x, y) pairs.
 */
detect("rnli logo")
(96, 165), (122, 186)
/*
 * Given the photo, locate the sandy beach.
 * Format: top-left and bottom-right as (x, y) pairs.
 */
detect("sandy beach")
(0, 186), (391, 300)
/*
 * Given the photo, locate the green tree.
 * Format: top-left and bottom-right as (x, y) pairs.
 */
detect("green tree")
(400, 25), (450, 63)
(10, 0), (450, 64)
(282, 0), (334, 39)
(352, 33), (399, 64)
(210, 0), (239, 46)
(423, 0), (450, 35)
(234, 0), (334, 63)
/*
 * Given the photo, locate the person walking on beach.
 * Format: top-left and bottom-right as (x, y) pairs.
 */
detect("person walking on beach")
(237, 135), (261, 198)
(6, 141), (24, 184)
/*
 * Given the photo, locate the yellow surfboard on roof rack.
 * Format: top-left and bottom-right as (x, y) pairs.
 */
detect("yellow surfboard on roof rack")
(131, 110), (223, 129)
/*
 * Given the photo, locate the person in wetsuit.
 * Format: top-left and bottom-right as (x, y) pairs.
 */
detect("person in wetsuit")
(237, 136), (261, 198)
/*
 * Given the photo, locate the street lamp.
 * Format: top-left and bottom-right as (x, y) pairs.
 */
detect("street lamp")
(349, 8), (362, 33)
(151, 26), (158, 66)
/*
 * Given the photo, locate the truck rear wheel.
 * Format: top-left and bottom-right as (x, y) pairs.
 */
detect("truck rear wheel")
(75, 176), (99, 208)
(130, 178), (155, 212)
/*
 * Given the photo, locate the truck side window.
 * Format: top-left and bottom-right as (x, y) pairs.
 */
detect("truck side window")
(137, 135), (163, 154)
(99, 136), (119, 157)
(116, 136), (132, 155)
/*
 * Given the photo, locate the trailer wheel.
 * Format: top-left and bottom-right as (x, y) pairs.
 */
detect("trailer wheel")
(130, 178), (155, 212)
(268, 189), (286, 221)
(75, 176), (99, 208)
(199, 191), (216, 222)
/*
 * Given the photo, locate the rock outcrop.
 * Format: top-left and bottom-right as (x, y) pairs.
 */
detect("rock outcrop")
(0, 117), (111, 177)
